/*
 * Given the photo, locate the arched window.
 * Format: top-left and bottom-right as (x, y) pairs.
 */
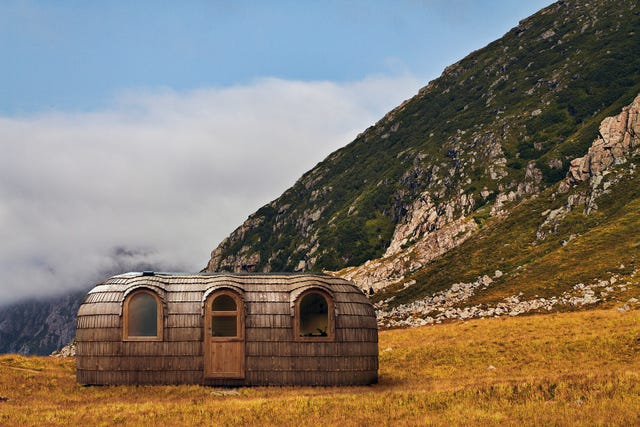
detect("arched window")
(210, 293), (242, 337)
(123, 289), (163, 341)
(295, 290), (334, 341)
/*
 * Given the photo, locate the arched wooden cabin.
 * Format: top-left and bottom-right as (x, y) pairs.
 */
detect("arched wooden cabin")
(76, 272), (378, 386)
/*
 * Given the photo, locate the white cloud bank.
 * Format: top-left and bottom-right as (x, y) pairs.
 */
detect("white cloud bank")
(0, 75), (423, 304)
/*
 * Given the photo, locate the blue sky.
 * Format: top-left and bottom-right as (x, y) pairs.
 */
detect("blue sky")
(0, 0), (554, 303)
(1, 0), (552, 114)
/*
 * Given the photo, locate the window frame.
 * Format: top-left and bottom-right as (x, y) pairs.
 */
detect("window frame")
(294, 289), (335, 342)
(206, 289), (244, 342)
(122, 289), (164, 342)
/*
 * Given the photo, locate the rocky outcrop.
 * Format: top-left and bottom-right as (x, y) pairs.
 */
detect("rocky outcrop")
(385, 193), (475, 258)
(336, 216), (478, 291)
(50, 339), (76, 357)
(205, 215), (264, 272)
(334, 153), (546, 291)
(333, 189), (478, 292)
(491, 162), (543, 216)
(560, 93), (640, 192)
(534, 91), (640, 237)
(377, 270), (638, 328)
(537, 93), (640, 240)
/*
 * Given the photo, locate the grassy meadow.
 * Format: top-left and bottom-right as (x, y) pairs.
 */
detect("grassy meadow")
(1, 308), (639, 426)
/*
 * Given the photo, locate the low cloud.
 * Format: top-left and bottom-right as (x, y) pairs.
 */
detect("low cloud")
(0, 74), (423, 304)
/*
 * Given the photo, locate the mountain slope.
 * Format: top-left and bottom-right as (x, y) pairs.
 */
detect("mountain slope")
(204, 0), (640, 308)
(365, 91), (640, 303)
(0, 290), (85, 355)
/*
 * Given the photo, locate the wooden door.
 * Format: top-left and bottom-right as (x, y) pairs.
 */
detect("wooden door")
(204, 290), (245, 379)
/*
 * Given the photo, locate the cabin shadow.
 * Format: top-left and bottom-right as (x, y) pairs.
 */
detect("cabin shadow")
(76, 272), (378, 386)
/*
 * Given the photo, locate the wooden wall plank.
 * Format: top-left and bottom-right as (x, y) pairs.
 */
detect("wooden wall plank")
(81, 292), (123, 304)
(245, 314), (291, 328)
(244, 341), (378, 357)
(77, 341), (123, 356)
(337, 341), (379, 357)
(246, 302), (290, 315)
(333, 292), (369, 303)
(78, 369), (204, 385)
(335, 314), (378, 329)
(245, 327), (291, 342)
(166, 314), (201, 328)
(167, 301), (201, 315)
(76, 327), (122, 342)
(243, 292), (289, 303)
(165, 327), (202, 342)
(166, 291), (202, 302)
(77, 314), (121, 329)
(77, 302), (121, 316)
(336, 328), (378, 343)
(77, 355), (203, 371)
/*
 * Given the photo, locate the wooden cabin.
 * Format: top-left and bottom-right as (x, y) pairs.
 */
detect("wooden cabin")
(76, 272), (378, 386)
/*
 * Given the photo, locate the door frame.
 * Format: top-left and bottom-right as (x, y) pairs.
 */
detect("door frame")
(203, 289), (245, 379)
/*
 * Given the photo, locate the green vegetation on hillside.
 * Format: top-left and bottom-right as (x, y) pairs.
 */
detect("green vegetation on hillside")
(1, 309), (639, 426)
(208, 0), (640, 277)
(381, 156), (640, 307)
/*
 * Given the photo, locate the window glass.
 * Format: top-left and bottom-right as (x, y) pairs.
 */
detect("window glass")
(212, 294), (237, 311)
(299, 293), (328, 337)
(128, 292), (158, 337)
(212, 315), (237, 337)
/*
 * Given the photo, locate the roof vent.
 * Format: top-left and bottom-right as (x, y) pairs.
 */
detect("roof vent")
(142, 271), (155, 276)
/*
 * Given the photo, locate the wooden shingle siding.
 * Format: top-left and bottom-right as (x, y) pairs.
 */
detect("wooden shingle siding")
(77, 302), (121, 316)
(245, 314), (291, 328)
(76, 314), (120, 329)
(244, 341), (378, 357)
(166, 301), (201, 314)
(76, 272), (378, 386)
(82, 292), (123, 303)
(77, 341), (202, 357)
(166, 314), (201, 328)
(246, 302), (290, 315)
(246, 342), (342, 357)
(78, 370), (204, 385)
(164, 327), (202, 342)
(336, 328), (379, 342)
(335, 314), (378, 329)
(166, 292), (202, 302)
(333, 292), (368, 303)
(76, 327), (121, 342)
(335, 302), (376, 316)
(245, 327), (291, 342)
(337, 341), (379, 357)
(78, 356), (203, 371)
(244, 292), (289, 303)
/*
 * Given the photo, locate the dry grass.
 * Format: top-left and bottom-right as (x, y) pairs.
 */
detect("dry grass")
(1, 308), (639, 426)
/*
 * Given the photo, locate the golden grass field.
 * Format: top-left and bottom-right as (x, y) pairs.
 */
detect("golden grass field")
(1, 308), (639, 426)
